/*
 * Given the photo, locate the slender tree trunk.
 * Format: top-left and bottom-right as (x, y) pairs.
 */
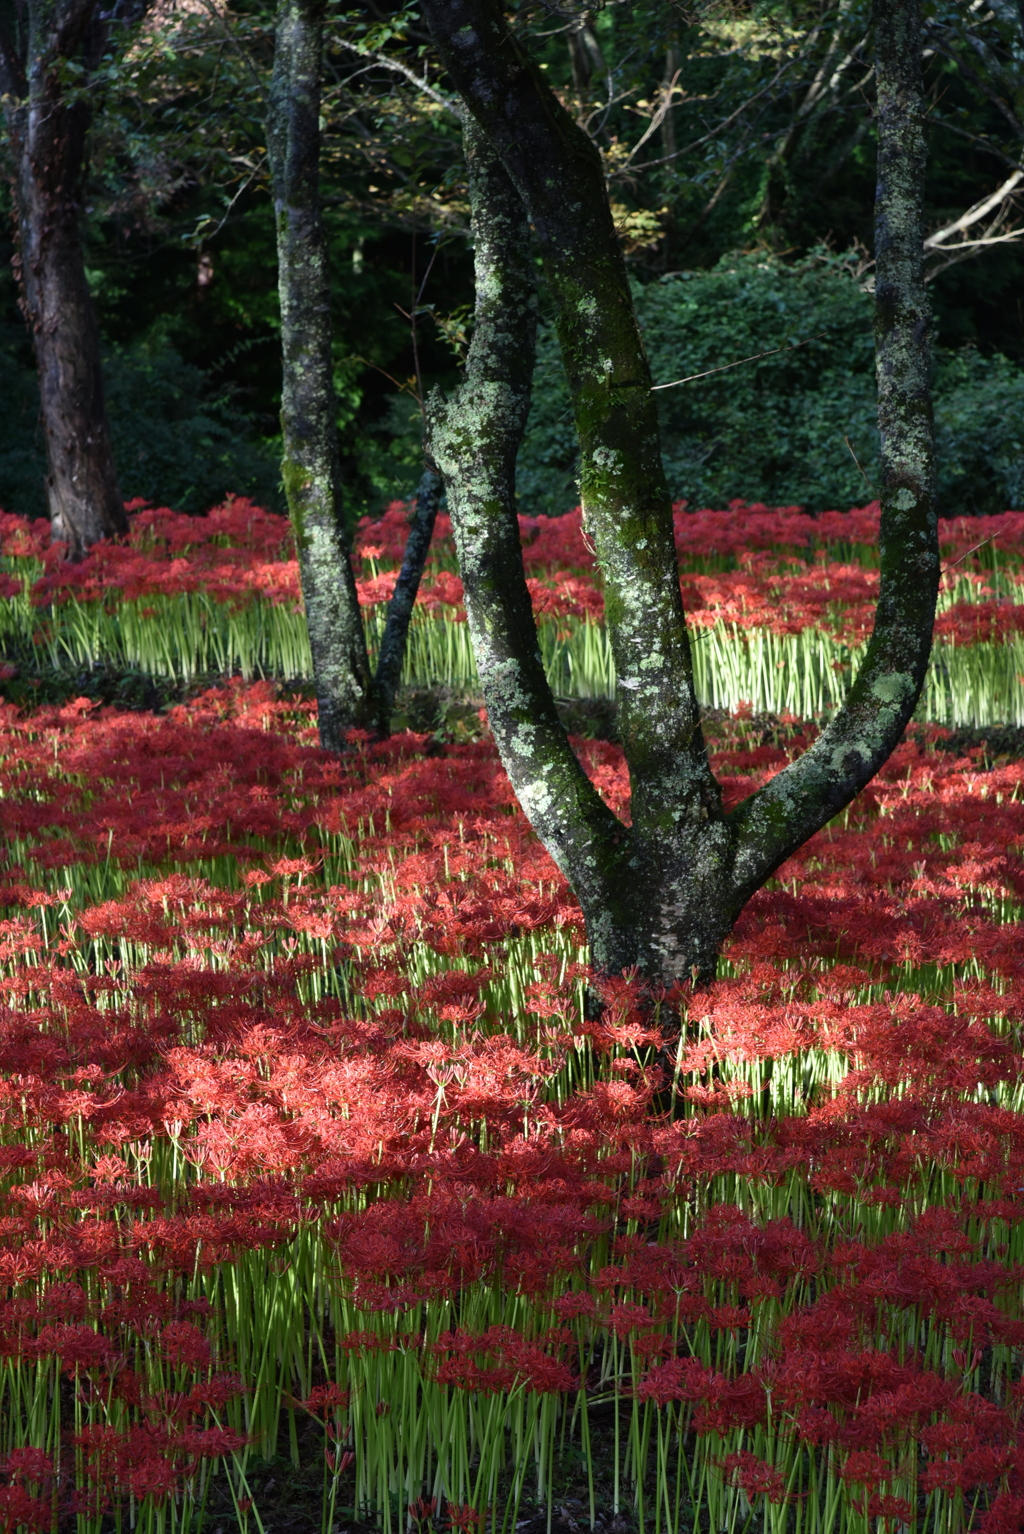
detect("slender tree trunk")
(267, 0), (440, 748)
(1, 1), (126, 558)
(268, 0), (441, 748)
(267, 0), (378, 749)
(375, 467), (442, 724)
(423, 0), (937, 993)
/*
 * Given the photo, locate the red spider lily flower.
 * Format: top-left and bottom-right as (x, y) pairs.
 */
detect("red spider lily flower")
(838, 1450), (893, 1488)
(445, 1504), (484, 1532)
(160, 1321), (211, 1369)
(718, 1452), (792, 1505)
(325, 1450), (355, 1474)
(0, 1485), (52, 1534)
(1, 1448), (54, 1485)
(975, 1493), (1024, 1534)
(302, 1383), (351, 1417)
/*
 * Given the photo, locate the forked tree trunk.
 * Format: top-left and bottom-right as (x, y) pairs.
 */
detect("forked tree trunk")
(0, 0), (127, 557)
(424, 0), (937, 991)
(267, 0), (440, 748)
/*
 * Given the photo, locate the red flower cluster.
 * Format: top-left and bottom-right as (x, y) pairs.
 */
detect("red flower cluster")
(0, 677), (1021, 1527)
(3, 497), (1022, 660)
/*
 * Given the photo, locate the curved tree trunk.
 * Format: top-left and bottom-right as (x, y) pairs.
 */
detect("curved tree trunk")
(267, 0), (441, 749)
(1, 1), (127, 558)
(423, 0), (937, 993)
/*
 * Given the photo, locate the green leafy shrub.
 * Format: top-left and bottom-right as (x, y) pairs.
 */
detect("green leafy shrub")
(0, 323), (49, 520)
(934, 347), (1024, 516)
(517, 252), (1024, 517)
(103, 341), (281, 514)
(350, 391), (426, 515)
(0, 334), (281, 519)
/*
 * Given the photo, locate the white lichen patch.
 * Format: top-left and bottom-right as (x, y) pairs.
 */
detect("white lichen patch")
(871, 671), (912, 703)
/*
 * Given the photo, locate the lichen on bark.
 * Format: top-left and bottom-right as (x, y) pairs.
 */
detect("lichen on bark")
(268, 0), (376, 749)
(422, 0), (938, 998)
(268, 0), (440, 748)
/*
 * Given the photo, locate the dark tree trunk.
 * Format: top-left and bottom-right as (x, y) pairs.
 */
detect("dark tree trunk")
(423, 0), (937, 993)
(267, 0), (439, 748)
(375, 467), (443, 725)
(0, 0), (127, 557)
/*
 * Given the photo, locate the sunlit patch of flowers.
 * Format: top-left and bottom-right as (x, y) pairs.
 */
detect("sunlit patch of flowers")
(0, 681), (1022, 1532)
(2, 498), (1024, 721)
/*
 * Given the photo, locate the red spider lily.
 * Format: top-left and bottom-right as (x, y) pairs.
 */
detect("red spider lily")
(409, 1496), (438, 1528)
(0, 1448), (53, 1485)
(0, 572), (1023, 1533)
(325, 1450), (355, 1474)
(445, 1504), (484, 1532)
(718, 1451), (794, 1505)
(975, 1492), (1024, 1534)
(838, 1450), (894, 1488)
(302, 1383), (351, 1417)
(0, 1485), (51, 1534)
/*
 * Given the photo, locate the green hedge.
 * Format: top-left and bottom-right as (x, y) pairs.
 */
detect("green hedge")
(517, 251), (1024, 517)
(0, 332), (280, 519)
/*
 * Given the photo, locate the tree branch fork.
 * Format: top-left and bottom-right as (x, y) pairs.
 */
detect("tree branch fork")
(421, 0), (939, 994)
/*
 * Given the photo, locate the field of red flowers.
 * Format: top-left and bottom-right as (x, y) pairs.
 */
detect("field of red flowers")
(3, 498), (1024, 725)
(1, 502), (1024, 1534)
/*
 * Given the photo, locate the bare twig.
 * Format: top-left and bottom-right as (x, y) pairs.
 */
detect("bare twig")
(941, 535), (997, 579)
(924, 167), (1024, 247)
(336, 37), (460, 117)
(844, 435), (876, 495)
(616, 71), (682, 173)
(191, 155), (266, 243)
(651, 331), (829, 392)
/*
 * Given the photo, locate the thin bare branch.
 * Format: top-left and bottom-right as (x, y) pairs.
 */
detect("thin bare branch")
(651, 332), (829, 392)
(336, 38), (460, 117)
(924, 166), (1024, 246)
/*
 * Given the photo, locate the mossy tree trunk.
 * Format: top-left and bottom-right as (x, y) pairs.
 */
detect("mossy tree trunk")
(424, 0), (937, 991)
(267, 0), (440, 748)
(0, 0), (129, 558)
(267, 0), (377, 749)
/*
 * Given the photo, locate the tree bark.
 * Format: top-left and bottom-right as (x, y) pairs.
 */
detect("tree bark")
(422, 0), (937, 992)
(375, 467), (443, 725)
(267, 0), (379, 749)
(267, 0), (440, 748)
(428, 119), (641, 974)
(1, 0), (127, 557)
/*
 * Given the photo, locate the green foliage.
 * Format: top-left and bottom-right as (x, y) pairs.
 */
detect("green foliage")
(350, 391), (425, 512)
(0, 330), (281, 519)
(0, 323), (47, 520)
(934, 348), (1024, 517)
(104, 339), (282, 514)
(4, 0), (1023, 524)
(517, 253), (1024, 516)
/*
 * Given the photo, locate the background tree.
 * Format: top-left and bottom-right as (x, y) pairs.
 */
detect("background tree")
(5, 0), (1024, 530)
(424, 0), (937, 990)
(0, 0), (144, 555)
(267, 0), (442, 745)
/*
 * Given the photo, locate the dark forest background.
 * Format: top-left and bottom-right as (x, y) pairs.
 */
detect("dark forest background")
(3, 0), (1024, 524)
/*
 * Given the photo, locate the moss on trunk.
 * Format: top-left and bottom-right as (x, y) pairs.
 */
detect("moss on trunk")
(268, 0), (378, 749)
(422, 0), (937, 994)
